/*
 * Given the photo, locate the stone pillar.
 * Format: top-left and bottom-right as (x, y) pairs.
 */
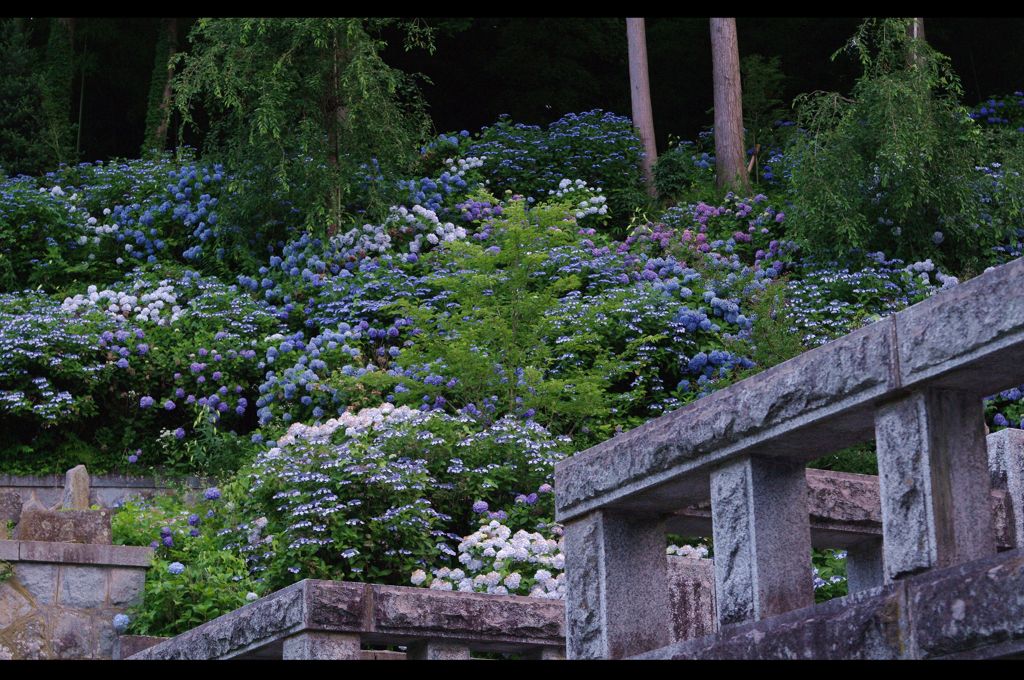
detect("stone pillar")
(875, 389), (996, 582)
(281, 632), (361, 660)
(666, 555), (716, 641)
(62, 466), (91, 510)
(710, 455), (812, 627)
(845, 538), (883, 593)
(988, 428), (1024, 549)
(563, 509), (671, 659)
(407, 640), (472, 660)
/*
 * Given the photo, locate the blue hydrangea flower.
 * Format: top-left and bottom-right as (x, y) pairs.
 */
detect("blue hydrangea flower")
(167, 561), (185, 575)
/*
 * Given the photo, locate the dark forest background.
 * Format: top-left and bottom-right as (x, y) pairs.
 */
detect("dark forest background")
(7, 17), (1024, 165)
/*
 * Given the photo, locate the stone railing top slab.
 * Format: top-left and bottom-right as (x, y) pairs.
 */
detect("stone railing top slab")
(556, 257), (1024, 522)
(0, 540), (153, 567)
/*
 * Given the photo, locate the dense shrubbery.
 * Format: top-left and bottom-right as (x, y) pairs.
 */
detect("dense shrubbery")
(4, 76), (1024, 634)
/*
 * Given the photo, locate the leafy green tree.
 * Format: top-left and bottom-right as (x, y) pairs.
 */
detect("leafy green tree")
(172, 18), (433, 233)
(0, 19), (54, 175)
(42, 18), (77, 167)
(787, 18), (987, 273)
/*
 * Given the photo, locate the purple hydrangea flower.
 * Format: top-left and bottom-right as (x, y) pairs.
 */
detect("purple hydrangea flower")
(136, 343), (149, 355)
(994, 413), (1010, 427)
(472, 500), (488, 514)
(188, 514), (200, 526)
(127, 454), (138, 464)
(164, 400), (176, 410)
(116, 358), (130, 369)
(162, 535), (174, 547)
(139, 395), (155, 408)
(174, 427), (185, 439)
(167, 561), (185, 575)
(204, 487), (221, 501)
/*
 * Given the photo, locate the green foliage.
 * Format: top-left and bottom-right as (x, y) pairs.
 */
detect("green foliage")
(787, 18), (990, 274)
(0, 20), (58, 176)
(653, 137), (717, 204)
(172, 18), (432, 231)
(41, 19), (76, 168)
(114, 492), (257, 636)
(812, 548), (848, 602)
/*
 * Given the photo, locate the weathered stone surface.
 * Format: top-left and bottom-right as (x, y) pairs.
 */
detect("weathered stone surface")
(53, 610), (93, 658)
(895, 256), (1024, 394)
(59, 566), (108, 608)
(988, 428), (1024, 549)
(407, 640), (472, 660)
(96, 619), (117, 659)
(17, 540), (152, 567)
(0, 491), (21, 524)
(0, 539), (18, 560)
(129, 581), (306, 659)
(114, 635), (168, 660)
(875, 389), (995, 581)
(281, 632), (361, 660)
(8, 614), (48, 659)
(909, 548), (1024, 658)
(711, 456), (812, 626)
(633, 584), (906, 660)
(303, 580), (366, 630)
(665, 556), (715, 641)
(373, 583), (564, 645)
(62, 465), (90, 511)
(0, 581), (33, 628)
(561, 509), (670, 659)
(12, 563), (58, 605)
(107, 568), (146, 606)
(556, 319), (898, 521)
(14, 508), (111, 544)
(526, 645), (566, 660)
(846, 539), (883, 593)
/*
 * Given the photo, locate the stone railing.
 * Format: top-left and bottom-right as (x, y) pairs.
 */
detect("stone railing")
(126, 555), (715, 660)
(0, 473), (208, 511)
(556, 256), (1024, 659)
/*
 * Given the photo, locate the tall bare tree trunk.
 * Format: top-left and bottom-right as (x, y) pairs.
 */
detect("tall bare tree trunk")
(907, 17), (926, 67)
(142, 19), (179, 154)
(627, 18), (657, 197)
(710, 18), (749, 194)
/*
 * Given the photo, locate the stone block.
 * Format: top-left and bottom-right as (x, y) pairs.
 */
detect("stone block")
(107, 568), (146, 606)
(988, 428), (1024, 548)
(59, 566), (108, 608)
(633, 584), (906, 660)
(114, 635), (168, 660)
(0, 540), (17, 560)
(895, 256), (1024, 394)
(62, 465), (91, 511)
(0, 582), (34, 628)
(407, 640), (472, 660)
(562, 509), (670, 659)
(12, 563), (58, 605)
(875, 389), (996, 581)
(53, 610), (93, 659)
(14, 508), (111, 544)
(281, 632), (361, 660)
(556, 319), (898, 521)
(846, 539), (883, 594)
(372, 584), (563, 646)
(0, 491), (21, 524)
(302, 580), (366, 630)
(96, 618), (117, 659)
(7, 613), (48, 659)
(908, 548), (1024, 659)
(666, 556), (715, 641)
(710, 455), (812, 626)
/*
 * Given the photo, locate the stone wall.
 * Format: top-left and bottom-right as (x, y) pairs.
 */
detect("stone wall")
(0, 473), (207, 510)
(0, 540), (152, 659)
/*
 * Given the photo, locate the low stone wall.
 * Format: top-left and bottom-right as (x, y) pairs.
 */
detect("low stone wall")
(127, 555), (714, 660)
(0, 474), (207, 510)
(0, 540), (153, 659)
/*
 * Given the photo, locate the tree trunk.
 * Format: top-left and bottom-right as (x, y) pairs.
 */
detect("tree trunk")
(710, 18), (749, 194)
(142, 18), (178, 155)
(907, 17), (926, 67)
(626, 18), (658, 197)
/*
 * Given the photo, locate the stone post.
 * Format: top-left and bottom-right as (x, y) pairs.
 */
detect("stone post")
(709, 455), (813, 627)
(563, 509), (671, 659)
(280, 632), (361, 660)
(875, 389), (995, 582)
(62, 466), (91, 510)
(407, 640), (472, 660)
(845, 538), (883, 593)
(988, 428), (1024, 549)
